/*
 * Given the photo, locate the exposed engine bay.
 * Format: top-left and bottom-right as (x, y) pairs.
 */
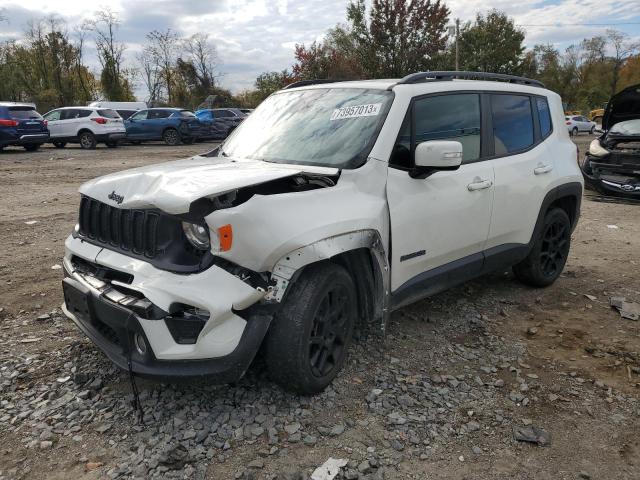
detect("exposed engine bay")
(582, 85), (640, 197)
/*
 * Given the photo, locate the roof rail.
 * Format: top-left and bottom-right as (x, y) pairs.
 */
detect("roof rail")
(283, 79), (337, 90)
(392, 71), (545, 89)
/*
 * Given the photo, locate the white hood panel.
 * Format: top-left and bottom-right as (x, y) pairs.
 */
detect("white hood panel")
(79, 156), (339, 214)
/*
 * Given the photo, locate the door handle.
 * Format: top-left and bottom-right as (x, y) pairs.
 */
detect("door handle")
(534, 164), (553, 175)
(467, 179), (493, 191)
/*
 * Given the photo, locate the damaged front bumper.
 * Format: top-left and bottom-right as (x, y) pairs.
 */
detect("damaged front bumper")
(61, 236), (270, 380)
(582, 154), (640, 197)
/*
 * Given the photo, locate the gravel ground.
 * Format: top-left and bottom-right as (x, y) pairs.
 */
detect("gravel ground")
(0, 136), (639, 480)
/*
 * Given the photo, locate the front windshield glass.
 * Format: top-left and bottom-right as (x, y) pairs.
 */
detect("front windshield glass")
(610, 119), (640, 136)
(219, 88), (393, 168)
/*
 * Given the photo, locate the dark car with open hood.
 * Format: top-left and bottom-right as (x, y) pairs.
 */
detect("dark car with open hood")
(581, 84), (640, 197)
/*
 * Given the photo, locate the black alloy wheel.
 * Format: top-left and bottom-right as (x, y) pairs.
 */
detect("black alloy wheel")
(308, 284), (351, 378)
(264, 262), (356, 394)
(513, 208), (571, 287)
(539, 219), (569, 279)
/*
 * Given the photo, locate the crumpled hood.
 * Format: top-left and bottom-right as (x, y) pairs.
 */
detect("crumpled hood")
(603, 84), (640, 131)
(79, 155), (339, 214)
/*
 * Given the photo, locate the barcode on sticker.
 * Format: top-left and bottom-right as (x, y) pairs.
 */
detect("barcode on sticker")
(330, 103), (382, 121)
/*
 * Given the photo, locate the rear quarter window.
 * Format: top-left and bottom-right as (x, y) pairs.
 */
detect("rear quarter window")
(536, 97), (553, 138)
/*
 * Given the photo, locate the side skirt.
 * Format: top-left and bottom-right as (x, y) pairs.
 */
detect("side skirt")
(390, 243), (529, 311)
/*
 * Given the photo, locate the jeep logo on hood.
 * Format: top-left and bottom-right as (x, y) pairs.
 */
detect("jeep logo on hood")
(108, 190), (124, 204)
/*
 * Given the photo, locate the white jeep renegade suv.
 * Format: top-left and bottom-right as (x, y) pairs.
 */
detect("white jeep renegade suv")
(61, 72), (583, 394)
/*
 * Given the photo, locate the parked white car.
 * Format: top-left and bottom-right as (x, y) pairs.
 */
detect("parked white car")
(61, 72), (583, 393)
(565, 115), (596, 136)
(43, 107), (126, 149)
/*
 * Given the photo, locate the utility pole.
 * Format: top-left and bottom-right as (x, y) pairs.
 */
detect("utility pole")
(455, 18), (460, 71)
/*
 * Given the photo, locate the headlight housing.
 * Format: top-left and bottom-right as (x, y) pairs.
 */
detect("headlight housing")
(182, 221), (210, 250)
(588, 139), (609, 158)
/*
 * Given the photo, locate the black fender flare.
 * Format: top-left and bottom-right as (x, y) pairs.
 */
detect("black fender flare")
(531, 182), (582, 241)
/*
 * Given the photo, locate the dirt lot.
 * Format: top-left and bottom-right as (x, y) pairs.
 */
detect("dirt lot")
(0, 136), (639, 480)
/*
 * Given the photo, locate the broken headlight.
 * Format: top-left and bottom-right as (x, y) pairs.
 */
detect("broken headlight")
(182, 221), (210, 250)
(588, 139), (609, 158)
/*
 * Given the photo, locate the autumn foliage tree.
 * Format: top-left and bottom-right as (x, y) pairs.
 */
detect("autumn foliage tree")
(457, 10), (525, 74)
(291, 0), (449, 81)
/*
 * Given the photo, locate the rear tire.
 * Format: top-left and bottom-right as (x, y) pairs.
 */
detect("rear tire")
(23, 144), (40, 152)
(163, 128), (181, 146)
(514, 208), (571, 288)
(264, 263), (356, 394)
(589, 126), (595, 135)
(572, 127), (578, 137)
(79, 132), (96, 149)
(182, 137), (195, 145)
(53, 141), (67, 149)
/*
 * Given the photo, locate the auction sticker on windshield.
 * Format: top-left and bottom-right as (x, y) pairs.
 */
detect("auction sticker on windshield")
(330, 103), (382, 121)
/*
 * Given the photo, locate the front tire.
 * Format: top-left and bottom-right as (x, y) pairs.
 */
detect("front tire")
(53, 141), (67, 149)
(163, 128), (181, 146)
(264, 263), (357, 394)
(79, 132), (96, 149)
(514, 208), (571, 287)
(572, 127), (578, 137)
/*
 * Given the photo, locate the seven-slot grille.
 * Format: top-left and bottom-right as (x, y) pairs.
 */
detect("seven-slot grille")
(78, 196), (159, 258)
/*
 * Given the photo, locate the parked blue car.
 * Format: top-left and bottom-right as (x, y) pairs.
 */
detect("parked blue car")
(195, 108), (246, 140)
(124, 108), (206, 145)
(0, 102), (49, 152)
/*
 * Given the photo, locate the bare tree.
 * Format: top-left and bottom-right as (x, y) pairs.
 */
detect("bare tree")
(84, 9), (133, 100)
(86, 9), (125, 73)
(183, 33), (219, 90)
(137, 49), (162, 105)
(607, 29), (640, 95)
(145, 29), (179, 103)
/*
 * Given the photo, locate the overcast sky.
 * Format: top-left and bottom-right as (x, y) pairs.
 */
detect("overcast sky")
(1, 0), (639, 99)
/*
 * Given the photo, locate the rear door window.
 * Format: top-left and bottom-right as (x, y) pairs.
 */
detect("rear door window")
(149, 110), (170, 119)
(60, 110), (76, 120)
(77, 110), (91, 118)
(491, 94), (534, 155)
(535, 97), (552, 138)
